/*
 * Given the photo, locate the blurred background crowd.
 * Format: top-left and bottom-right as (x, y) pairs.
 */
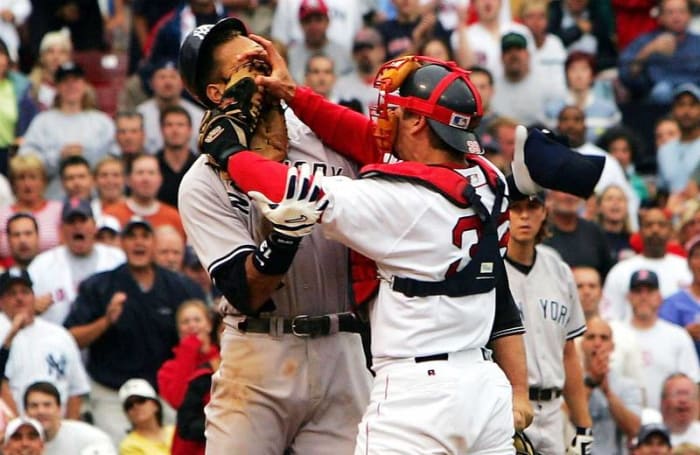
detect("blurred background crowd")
(0, 0), (698, 454)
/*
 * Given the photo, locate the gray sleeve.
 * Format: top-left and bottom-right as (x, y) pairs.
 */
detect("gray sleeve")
(563, 260), (587, 340)
(616, 378), (643, 417)
(178, 161), (256, 276)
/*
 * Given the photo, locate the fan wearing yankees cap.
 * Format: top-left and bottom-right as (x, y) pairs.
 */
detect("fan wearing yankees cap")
(0, 267), (90, 420)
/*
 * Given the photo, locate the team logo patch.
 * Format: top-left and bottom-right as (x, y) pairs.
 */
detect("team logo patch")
(449, 113), (470, 129)
(466, 140), (482, 154)
(205, 125), (225, 143)
(480, 262), (493, 274)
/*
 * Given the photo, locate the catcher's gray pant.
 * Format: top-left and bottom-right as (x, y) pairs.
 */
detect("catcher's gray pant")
(205, 320), (372, 454)
(524, 397), (566, 455)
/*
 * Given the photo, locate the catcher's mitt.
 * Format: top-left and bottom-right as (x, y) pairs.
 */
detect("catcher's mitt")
(513, 431), (539, 455)
(198, 53), (288, 168)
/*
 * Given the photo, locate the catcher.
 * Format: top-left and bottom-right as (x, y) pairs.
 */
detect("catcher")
(178, 18), (542, 454)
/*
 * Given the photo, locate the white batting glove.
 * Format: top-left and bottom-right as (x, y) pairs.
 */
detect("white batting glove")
(248, 163), (327, 237)
(567, 427), (593, 455)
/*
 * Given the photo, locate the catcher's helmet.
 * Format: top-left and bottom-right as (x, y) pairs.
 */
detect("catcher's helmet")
(399, 63), (483, 154)
(179, 17), (248, 108)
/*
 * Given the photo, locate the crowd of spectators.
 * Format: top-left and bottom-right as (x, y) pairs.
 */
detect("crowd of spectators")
(0, 0), (697, 453)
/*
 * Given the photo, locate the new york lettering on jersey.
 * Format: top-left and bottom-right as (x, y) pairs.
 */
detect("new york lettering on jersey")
(538, 298), (571, 327)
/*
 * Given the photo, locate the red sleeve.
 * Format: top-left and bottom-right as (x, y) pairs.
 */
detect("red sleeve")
(157, 334), (205, 409)
(289, 86), (381, 166)
(228, 152), (289, 201)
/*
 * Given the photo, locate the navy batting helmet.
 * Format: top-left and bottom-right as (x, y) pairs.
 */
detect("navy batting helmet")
(179, 17), (248, 107)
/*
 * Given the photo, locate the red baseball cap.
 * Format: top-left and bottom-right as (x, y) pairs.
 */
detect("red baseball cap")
(299, 0), (328, 20)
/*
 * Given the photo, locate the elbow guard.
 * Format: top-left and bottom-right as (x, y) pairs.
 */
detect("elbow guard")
(210, 251), (274, 316)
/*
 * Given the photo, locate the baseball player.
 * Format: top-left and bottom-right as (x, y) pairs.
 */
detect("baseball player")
(212, 34), (604, 453)
(177, 18), (374, 455)
(505, 192), (593, 454)
(177, 19), (551, 454)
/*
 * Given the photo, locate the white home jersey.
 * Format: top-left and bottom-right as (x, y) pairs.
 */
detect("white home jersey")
(626, 319), (700, 410)
(28, 244), (126, 325)
(602, 254), (691, 321)
(179, 109), (358, 318)
(505, 245), (587, 389)
(320, 162), (510, 359)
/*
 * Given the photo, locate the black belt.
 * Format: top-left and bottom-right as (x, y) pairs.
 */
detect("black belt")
(415, 353), (449, 363)
(237, 312), (363, 338)
(529, 387), (562, 401)
(415, 348), (491, 363)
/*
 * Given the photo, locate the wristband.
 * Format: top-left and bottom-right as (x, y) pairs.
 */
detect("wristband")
(583, 376), (599, 389)
(252, 231), (301, 275)
(576, 427), (592, 436)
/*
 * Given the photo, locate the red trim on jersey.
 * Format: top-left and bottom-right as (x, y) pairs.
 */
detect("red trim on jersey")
(290, 86), (381, 166)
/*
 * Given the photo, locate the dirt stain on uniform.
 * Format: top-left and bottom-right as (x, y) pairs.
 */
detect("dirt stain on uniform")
(281, 359), (298, 377)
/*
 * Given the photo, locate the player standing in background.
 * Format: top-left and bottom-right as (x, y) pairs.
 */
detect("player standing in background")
(177, 18), (557, 454)
(505, 191), (593, 454)
(217, 33), (604, 452)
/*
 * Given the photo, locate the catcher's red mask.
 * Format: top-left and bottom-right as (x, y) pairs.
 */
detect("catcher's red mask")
(370, 55), (483, 155)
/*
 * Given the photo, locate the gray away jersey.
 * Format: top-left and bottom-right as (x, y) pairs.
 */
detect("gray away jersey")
(505, 245), (586, 389)
(179, 109), (359, 317)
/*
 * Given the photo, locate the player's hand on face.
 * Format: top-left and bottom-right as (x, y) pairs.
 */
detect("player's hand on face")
(239, 34), (297, 103)
(588, 349), (610, 382)
(248, 163), (327, 238)
(106, 291), (127, 325)
(33, 293), (54, 314)
(9, 312), (29, 332)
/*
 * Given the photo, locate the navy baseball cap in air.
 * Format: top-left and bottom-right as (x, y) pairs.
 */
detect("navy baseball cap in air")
(62, 197), (94, 221)
(0, 267), (33, 295)
(636, 423), (671, 447)
(629, 269), (659, 290)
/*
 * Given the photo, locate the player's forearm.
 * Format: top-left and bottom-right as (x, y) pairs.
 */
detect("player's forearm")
(290, 86), (380, 165)
(69, 317), (110, 349)
(1, 380), (17, 416)
(244, 255), (287, 311)
(604, 388), (641, 437)
(490, 334), (529, 397)
(563, 340), (593, 428)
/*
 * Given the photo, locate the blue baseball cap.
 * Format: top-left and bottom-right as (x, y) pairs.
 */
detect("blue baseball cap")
(62, 197), (94, 221)
(629, 269), (659, 290)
